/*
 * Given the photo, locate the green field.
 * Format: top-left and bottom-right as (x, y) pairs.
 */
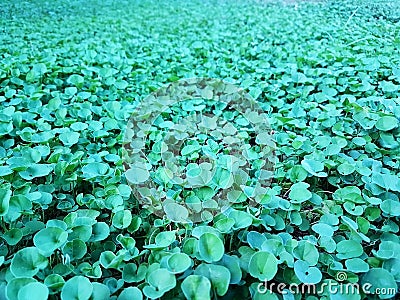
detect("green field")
(0, 0), (400, 299)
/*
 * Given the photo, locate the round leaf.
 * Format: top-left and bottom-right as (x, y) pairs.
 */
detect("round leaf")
(6, 278), (36, 300)
(345, 258), (370, 273)
(336, 240), (363, 259)
(91, 283), (110, 300)
(60, 132), (80, 146)
(34, 227), (68, 255)
(249, 251), (278, 281)
(147, 268), (176, 292)
(112, 210), (132, 229)
(117, 287), (142, 300)
(293, 241), (319, 266)
(62, 239), (87, 261)
(375, 116), (398, 131)
(18, 282), (49, 300)
(194, 263), (231, 296)
(198, 233), (224, 263)
(181, 275), (211, 300)
(125, 167), (149, 184)
(361, 268), (397, 299)
(61, 276), (93, 300)
(289, 182), (312, 203)
(294, 260), (322, 284)
(167, 253), (192, 274)
(10, 247), (48, 278)
(19, 164), (52, 180)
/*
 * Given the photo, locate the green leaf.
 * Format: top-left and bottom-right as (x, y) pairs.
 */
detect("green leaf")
(301, 159), (327, 177)
(217, 254), (242, 284)
(289, 165), (308, 182)
(122, 264), (147, 283)
(0, 184), (11, 216)
(19, 164), (52, 180)
(81, 163), (109, 180)
(62, 239), (87, 261)
(167, 253), (192, 274)
(181, 143), (201, 156)
(380, 199), (400, 217)
(117, 287), (142, 300)
(10, 247), (48, 278)
(311, 223), (335, 237)
(373, 241), (400, 259)
(345, 258), (370, 273)
(18, 282), (49, 300)
(125, 165), (150, 184)
(337, 163), (356, 175)
(289, 182), (312, 203)
(44, 274), (65, 294)
(34, 227), (68, 256)
(181, 275), (211, 300)
(194, 263), (231, 296)
(0, 166), (13, 176)
(89, 222), (110, 242)
(361, 268), (397, 299)
(336, 240), (363, 259)
(214, 217), (235, 233)
(164, 203), (189, 223)
(156, 231), (176, 246)
(228, 210), (253, 230)
(293, 241), (319, 266)
(2, 228), (23, 246)
(198, 233), (224, 263)
(99, 251), (123, 269)
(91, 283), (111, 300)
(6, 195), (32, 222)
(248, 251), (278, 281)
(382, 258), (400, 281)
(67, 74), (84, 86)
(192, 226), (221, 239)
(375, 116), (399, 131)
(112, 210), (132, 229)
(61, 276), (93, 300)
(6, 278), (37, 300)
(379, 81), (399, 93)
(247, 231), (267, 250)
(144, 268), (176, 298)
(59, 131), (80, 146)
(371, 173), (400, 192)
(294, 260), (322, 284)
(65, 86), (77, 96)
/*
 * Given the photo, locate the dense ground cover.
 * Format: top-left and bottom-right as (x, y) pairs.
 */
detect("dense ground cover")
(0, 0), (400, 299)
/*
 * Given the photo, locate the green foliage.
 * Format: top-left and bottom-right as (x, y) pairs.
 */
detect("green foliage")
(248, 251), (278, 281)
(198, 233), (225, 263)
(10, 247), (48, 278)
(361, 268), (398, 299)
(61, 276), (93, 300)
(181, 275), (211, 300)
(0, 0), (399, 299)
(34, 227), (68, 256)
